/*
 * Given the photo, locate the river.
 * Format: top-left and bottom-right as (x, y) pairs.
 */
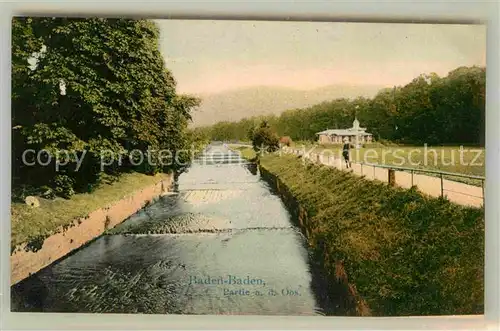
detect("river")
(11, 144), (338, 315)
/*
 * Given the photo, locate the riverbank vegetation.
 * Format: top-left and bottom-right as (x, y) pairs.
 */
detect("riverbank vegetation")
(248, 121), (280, 153)
(230, 145), (257, 161)
(11, 17), (207, 248)
(12, 17), (203, 202)
(11, 172), (171, 250)
(257, 152), (484, 316)
(197, 66), (485, 147)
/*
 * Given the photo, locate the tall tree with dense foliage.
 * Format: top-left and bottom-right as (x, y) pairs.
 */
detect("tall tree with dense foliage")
(12, 17), (200, 199)
(251, 121), (280, 153)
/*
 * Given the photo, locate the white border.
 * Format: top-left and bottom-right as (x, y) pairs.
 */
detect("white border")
(1, 1), (498, 330)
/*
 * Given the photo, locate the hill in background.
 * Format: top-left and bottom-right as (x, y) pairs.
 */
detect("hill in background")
(189, 84), (385, 127)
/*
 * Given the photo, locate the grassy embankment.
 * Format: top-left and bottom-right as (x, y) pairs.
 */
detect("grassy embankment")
(11, 172), (171, 252)
(237, 146), (484, 316)
(230, 145), (258, 160)
(291, 141), (485, 186)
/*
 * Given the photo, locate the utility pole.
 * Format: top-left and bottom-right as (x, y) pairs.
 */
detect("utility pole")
(354, 105), (360, 149)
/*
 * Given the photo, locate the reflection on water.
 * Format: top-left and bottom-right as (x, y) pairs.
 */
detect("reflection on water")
(11, 144), (335, 315)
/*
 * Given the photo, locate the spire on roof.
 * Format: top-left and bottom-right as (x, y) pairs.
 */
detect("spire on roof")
(353, 117), (360, 129)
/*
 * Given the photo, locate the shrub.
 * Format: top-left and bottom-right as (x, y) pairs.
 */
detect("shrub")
(251, 122), (280, 153)
(52, 174), (75, 199)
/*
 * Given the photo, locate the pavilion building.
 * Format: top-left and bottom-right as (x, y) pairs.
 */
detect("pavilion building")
(316, 118), (373, 146)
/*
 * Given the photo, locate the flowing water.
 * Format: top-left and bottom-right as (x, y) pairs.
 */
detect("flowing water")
(11, 144), (338, 315)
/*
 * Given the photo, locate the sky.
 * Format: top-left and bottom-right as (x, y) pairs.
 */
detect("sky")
(156, 20), (486, 95)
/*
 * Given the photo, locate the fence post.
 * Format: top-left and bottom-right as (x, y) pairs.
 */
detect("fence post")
(361, 163), (363, 176)
(411, 169), (414, 187)
(388, 169), (396, 186)
(373, 165), (376, 179)
(440, 173), (444, 198)
(481, 179), (485, 203)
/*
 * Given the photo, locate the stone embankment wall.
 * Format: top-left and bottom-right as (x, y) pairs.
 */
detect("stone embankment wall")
(11, 175), (173, 286)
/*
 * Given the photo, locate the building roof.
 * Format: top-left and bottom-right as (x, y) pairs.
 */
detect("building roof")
(316, 118), (372, 136)
(316, 128), (372, 136)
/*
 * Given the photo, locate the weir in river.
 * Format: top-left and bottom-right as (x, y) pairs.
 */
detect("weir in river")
(11, 144), (340, 315)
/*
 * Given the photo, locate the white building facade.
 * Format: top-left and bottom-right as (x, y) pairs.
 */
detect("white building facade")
(316, 118), (373, 145)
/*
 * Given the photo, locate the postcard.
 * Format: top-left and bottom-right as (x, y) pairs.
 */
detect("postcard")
(10, 17), (485, 317)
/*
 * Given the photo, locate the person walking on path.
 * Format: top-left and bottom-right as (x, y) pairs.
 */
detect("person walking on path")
(342, 138), (353, 168)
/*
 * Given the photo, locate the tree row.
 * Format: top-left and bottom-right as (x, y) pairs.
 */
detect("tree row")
(197, 66), (485, 147)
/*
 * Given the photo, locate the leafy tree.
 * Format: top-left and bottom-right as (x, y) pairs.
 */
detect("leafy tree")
(251, 122), (280, 153)
(246, 126), (255, 142)
(12, 17), (201, 199)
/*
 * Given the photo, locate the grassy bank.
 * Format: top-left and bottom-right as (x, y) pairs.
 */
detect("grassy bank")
(229, 145), (257, 160)
(258, 152), (484, 316)
(11, 172), (171, 250)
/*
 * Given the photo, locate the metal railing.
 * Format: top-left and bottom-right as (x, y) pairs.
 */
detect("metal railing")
(358, 162), (484, 202)
(284, 147), (485, 207)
